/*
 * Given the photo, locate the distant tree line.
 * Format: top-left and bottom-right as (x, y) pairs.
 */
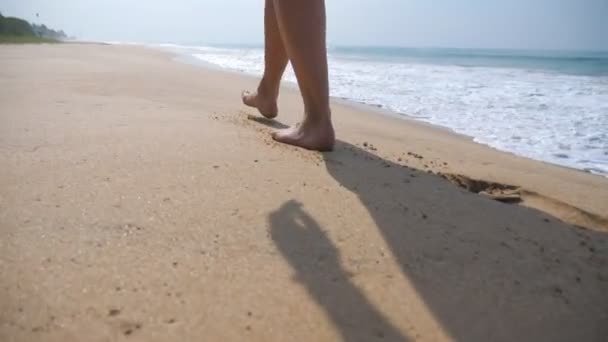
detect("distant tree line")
(0, 12), (67, 41)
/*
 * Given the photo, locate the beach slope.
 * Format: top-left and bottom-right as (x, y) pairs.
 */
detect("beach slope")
(1, 44), (607, 342)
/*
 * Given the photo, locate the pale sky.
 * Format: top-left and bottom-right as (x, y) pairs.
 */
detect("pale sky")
(1, 0), (606, 51)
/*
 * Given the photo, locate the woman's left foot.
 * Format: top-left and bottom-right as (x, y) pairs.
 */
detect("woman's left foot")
(242, 90), (279, 119)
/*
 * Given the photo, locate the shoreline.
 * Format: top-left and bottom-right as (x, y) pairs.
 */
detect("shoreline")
(161, 43), (608, 230)
(115, 43), (608, 229)
(149, 42), (607, 178)
(2, 43), (607, 342)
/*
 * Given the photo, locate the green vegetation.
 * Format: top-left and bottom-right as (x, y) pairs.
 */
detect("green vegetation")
(0, 35), (59, 43)
(0, 12), (67, 44)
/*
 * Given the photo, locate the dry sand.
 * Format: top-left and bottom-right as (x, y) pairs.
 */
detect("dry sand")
(1, 44), (607, 342)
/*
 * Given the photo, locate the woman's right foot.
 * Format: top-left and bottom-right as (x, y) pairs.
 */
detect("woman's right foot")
(272, 117), (335, 152)
(242, 90), (279, 119)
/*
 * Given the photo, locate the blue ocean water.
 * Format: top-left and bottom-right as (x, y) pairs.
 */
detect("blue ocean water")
(151, 42), (608, 176)
(330, 47), (608, 76)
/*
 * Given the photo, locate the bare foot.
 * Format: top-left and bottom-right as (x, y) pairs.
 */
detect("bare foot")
(242, 90), (278, 119)
(272, 118), (335, 151)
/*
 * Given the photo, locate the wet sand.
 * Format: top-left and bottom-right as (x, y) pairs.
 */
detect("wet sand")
(1, 44), (607, 342)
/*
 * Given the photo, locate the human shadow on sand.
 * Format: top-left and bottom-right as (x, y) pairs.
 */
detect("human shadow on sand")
(256, 118), (608, 341)
(270, 200), (408, 341)
(319, 141), (607, 341)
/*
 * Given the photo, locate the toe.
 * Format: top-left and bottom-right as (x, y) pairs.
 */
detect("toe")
(271, 128), (285, 140)
(241, 91), (255, 106)
(271, 127), (291, 141)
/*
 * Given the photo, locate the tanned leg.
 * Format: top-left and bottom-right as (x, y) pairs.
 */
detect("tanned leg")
(270, 0), (334, 151)
(241, 0), (289, 119)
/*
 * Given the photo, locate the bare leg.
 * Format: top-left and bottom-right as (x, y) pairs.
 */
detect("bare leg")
(242, 0), (288, 119)
(270, 0), (335, 151)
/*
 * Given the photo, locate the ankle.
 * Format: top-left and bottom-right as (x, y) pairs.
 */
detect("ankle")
(302, 114), (333, 133)
(303, 108), (332, 125)
(257, 78), (279, 100)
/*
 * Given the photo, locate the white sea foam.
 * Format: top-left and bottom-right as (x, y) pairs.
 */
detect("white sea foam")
(155, 43), (608, 176)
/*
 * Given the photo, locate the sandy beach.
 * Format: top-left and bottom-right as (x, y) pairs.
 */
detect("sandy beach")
(1, 43), (607, 341)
